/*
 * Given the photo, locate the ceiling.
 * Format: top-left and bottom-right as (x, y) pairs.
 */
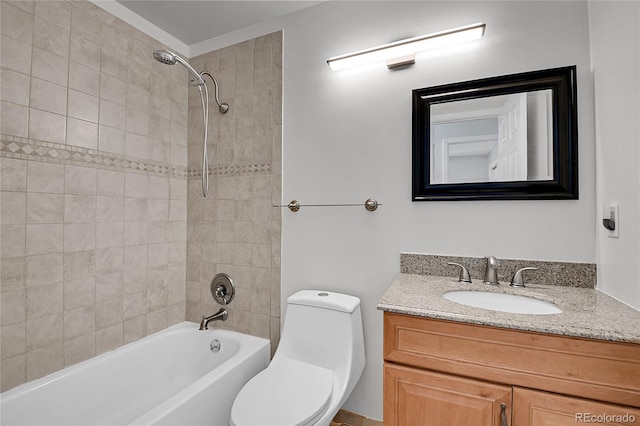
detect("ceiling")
(116, 1), (322, 46)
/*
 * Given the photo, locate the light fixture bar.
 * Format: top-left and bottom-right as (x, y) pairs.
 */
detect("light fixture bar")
(327, 22), (486, 71)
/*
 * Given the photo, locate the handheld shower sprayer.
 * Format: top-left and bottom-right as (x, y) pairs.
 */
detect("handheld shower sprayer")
(152, 49), (229, 198)
(153, 49), (205, 85)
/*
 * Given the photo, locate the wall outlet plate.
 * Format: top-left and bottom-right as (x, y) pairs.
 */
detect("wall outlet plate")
(606, 203), (619, 239)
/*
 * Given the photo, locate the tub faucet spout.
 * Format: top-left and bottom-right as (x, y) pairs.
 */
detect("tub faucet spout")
(199, 308), (228, 330)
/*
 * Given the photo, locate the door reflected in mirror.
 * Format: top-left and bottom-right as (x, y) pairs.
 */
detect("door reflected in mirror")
(430, 90), (553, 184)
(412, 66), (578, 201)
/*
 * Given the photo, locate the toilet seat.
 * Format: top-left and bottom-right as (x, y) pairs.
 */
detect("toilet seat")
(231, 359), (333, 426)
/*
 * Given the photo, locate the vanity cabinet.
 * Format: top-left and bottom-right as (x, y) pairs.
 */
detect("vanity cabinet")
(383, 312), (640, 426)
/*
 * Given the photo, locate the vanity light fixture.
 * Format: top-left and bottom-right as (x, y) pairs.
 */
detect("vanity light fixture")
(327, 22), (486, 71)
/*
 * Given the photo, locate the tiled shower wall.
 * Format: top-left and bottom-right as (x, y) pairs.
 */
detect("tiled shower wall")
(0, 0), (189, 391)
(186, 33), (283, 353)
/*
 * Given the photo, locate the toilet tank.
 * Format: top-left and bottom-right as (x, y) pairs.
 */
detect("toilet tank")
(274, 291), (365, 385)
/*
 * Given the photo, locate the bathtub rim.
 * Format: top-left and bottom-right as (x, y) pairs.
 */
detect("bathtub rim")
(0, 322), (270, 402)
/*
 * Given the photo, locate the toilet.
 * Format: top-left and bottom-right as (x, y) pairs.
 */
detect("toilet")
(230, 290), (366, 426)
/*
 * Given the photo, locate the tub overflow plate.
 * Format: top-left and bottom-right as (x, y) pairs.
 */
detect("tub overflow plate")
(210, 339), (221, 353)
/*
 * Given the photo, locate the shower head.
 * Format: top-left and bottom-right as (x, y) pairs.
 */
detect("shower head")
(153, 49), (177, 65)
(153, 49), (205, 85)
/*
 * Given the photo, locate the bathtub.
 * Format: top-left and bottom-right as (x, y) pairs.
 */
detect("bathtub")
(0, 322), (270, 426)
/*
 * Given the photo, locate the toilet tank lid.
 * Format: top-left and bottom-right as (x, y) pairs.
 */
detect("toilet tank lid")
(287, 290), (361, 313)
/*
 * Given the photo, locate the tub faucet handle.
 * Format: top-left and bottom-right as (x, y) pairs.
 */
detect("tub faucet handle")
(510, 267), (539, 288)
(447, 262), (472, 283)
(483, 256), (500, 285)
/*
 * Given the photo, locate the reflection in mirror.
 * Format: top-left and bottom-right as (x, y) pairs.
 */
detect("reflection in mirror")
(430, 90), (553, 184)
(412, 66), (578, 201)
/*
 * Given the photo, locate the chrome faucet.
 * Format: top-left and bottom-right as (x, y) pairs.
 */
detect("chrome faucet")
(483, 256), (499, 285)
(199, 308), (228, 330)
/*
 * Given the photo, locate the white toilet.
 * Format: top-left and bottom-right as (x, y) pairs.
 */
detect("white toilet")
(230, 290), (366, 426)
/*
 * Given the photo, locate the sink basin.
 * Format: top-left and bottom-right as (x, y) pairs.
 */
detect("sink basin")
(443, 291), (562, 315)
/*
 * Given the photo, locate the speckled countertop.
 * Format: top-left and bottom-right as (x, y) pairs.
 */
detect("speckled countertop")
(378, 274), (640, 343)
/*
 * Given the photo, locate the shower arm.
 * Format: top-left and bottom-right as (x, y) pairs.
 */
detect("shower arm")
(200, 71), (229, 114)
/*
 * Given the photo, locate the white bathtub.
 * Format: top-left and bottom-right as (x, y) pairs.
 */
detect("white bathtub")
(0, 322), (270, 426)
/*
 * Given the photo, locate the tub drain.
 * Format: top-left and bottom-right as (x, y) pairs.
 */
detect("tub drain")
(210, 339), (221, 353)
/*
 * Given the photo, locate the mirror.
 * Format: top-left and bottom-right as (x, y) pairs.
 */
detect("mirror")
(412, 66), (578, 200)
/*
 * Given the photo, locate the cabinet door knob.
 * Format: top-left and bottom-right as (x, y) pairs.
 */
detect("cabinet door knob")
(500, 402), (508, 426)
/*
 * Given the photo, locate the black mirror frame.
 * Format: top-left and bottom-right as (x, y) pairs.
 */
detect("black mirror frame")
(412, 66), (578, 201)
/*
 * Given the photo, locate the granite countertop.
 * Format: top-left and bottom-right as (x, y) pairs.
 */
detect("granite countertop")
(378, 274), (640, 343)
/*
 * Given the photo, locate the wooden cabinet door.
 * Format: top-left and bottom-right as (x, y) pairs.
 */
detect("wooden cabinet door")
(384, 363), (511, 426)
(513, 387), (640, 426)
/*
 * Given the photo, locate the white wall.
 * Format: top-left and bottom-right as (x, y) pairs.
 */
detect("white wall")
(589, 1), (640, 310)
(279, 1), (595, 420)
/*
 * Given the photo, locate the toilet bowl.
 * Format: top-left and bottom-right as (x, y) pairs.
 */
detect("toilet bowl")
(230, 290), (366, 426)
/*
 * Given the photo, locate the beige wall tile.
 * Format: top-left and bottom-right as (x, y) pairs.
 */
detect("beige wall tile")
(26, 161), (65, 194)
(65, 165), (97, 195)
(66, 117), (98, 150)
(146, 308), (168, 335)
(70, 4), (102, 45)
(64, 194), (96, 223)
(63, 305), (95, 339)
(123, 221), (147, 245)
(96, 196), (124, 223)
(29, 108), (66, 144)
(96, 272), (123, 302)
(35, 1), (71, 29)
(63, 277), (95, 309)
(68, 62), (100, 96)
(99, 99), (126, 129)
(26, 341), (63, 382)
(126, 108), (149, 136)
(125, 132), (149, 158)
(68, 90), (99, 123)
(33, 16), (70, 58)
(0, 257), (26, 292)
(1, 191), (26, 224)
(64, 332), (95, 366)
(95, 246), (123, 274)
(1, 288), (26, 325)
(1, 2), (34, 44)
(1, 101), (29, 137)
(69, 37), (101, 71)
(97, 125), (125, 154)
(25, 253), (63, 287)
(26, 312), (62, 350)
(124, 172), (148, 198)
(63, 223), (95, 252)
(124, 267), (147, 295)
(127, 84), (150, 112)
(96, 222), (123, 249)
(1, 68), (30, 106)
(63, 251), (95, 281)
(123, 315), (146, 344)
(1, 354), (26, 391)
(1, 158), (27, 192)
(2, 224), (25, 258)
(95, 322), (123, 355)
(0, 35), (32, 75)
(1, 322), (27, 359)
(123, 291), (147, 319)
(100, 73), (126, 104)
(31, 47), (68, 86)
(97, 169), (124, 197)
(26, 282), (62, 319)
(26, 193), (64, 224)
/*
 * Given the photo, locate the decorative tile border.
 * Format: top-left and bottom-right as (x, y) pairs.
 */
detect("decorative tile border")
(1, 134), (272, 178)
(1, 134), (188, 178)
(187, 162), (271, 177)
(400, 253), (596, 288)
